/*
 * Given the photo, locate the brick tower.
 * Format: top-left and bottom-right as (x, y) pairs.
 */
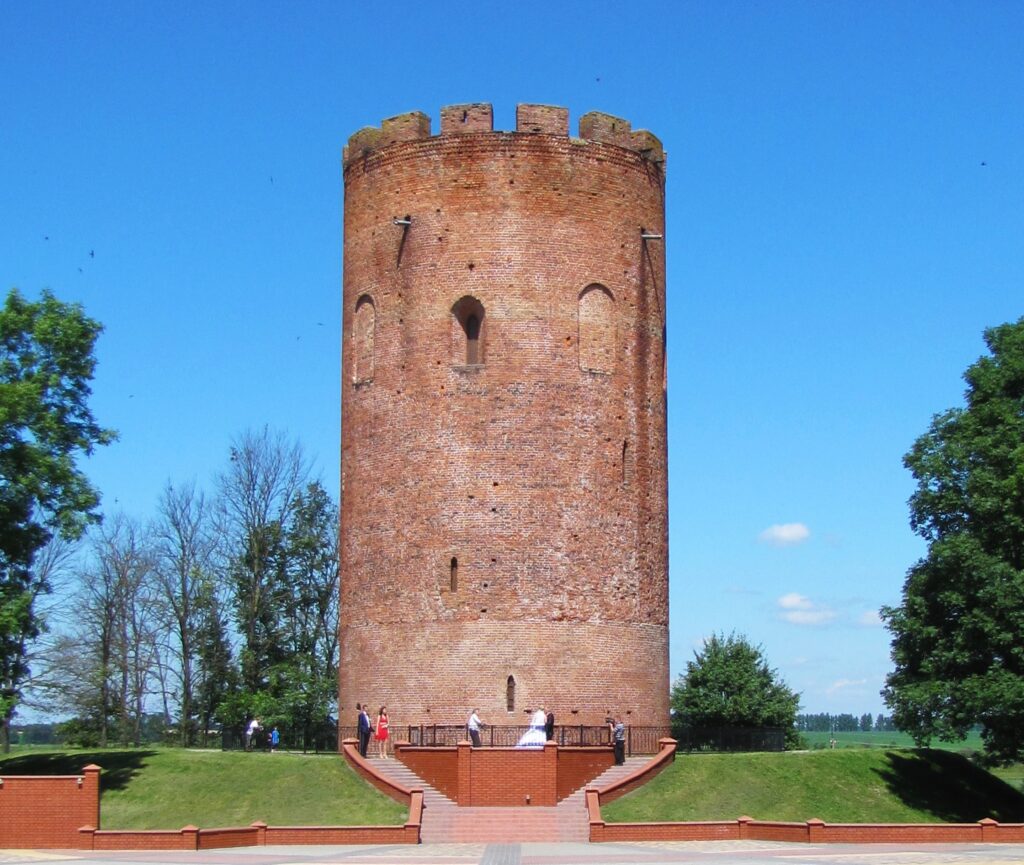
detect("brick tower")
(339, 103), (668, 731)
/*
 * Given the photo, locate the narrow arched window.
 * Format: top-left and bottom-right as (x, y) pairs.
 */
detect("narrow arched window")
(506, 675), (516, 712)
(452, 296), (485, 366)
(621, 440), (629, 485)
(353, 295), (375, 384)
(450, 557), (458, 592)
(465, 314), (480, 364)
(578, 284), (615, 374)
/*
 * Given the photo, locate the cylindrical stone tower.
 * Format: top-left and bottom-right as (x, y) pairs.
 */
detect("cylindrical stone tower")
(339, 103), (668, 731)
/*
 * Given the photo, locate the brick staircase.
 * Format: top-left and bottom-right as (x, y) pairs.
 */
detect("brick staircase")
(366, 755), (648, 843)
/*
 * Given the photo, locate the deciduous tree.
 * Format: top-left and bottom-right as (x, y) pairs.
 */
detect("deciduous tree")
(671, 632), (801, 748)
(0, 288), (115, 749)
(882, 317), (1024, 764)
(153, 481), (218, 744)
(217, 427), (308, 693)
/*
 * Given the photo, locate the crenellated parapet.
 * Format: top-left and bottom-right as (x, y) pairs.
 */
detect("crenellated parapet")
(343, 103), (665, 168)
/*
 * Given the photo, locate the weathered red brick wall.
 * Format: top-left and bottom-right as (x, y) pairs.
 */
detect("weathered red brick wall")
(339, 102), (669, 729)
(0, 764), (100, 848)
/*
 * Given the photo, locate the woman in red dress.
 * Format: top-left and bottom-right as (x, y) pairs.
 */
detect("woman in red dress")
(375, 706), (390, 758)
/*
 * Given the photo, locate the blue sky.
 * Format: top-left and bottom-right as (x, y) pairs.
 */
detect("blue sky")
(3, 1), (1022, 717)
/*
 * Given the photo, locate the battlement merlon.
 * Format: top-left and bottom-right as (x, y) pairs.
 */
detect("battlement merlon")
(342, 103), (665, 167)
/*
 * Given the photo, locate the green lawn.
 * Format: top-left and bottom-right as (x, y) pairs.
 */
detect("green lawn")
(0, 747), (407, 829)
(801, 729), (985, 752)
(603, 749), (1024, 824)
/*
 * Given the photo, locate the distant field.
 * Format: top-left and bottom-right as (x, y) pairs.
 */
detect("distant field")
(603, 748), (1024, 824)
(0, 747), (407, 829)
(801, 730), (984, 752)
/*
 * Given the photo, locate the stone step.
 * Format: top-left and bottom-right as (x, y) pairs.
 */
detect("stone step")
(363, 752), (656, 843)
(420, 806), (588, 843)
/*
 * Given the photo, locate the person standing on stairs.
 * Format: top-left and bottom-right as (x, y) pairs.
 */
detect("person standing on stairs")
(612, 715), (626, 765)
(375, 706), (390, 758)
(357, 703), (373, 757)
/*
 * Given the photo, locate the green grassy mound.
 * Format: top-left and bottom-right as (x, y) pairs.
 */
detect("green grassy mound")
(0, 748), (407, 829)
(603, 749), (1024, 824)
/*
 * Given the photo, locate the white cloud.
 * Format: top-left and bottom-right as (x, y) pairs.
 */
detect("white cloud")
(776, 593), (836, 626)
(758, 523), (810, 547)
(778, 592), (813, 610)
(826, 678), (868, 695)
(858, 609), (883, 627)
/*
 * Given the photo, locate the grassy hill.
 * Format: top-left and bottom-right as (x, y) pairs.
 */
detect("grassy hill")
(5, 745), (1022, 829)
(603, 749), (1024, 824)
(0, 747), (407, 829)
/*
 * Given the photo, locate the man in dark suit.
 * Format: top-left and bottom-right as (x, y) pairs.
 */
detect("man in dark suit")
(357, 703), (372, 757)
(545, 708), (555, 742)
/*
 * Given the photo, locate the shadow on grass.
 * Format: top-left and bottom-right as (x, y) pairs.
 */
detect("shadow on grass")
(875, 749), (1024, 823)
(0, 750), (156, 792)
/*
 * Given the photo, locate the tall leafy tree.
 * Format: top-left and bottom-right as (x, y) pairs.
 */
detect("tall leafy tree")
(276, 480), (340, 742)
(883, 317), (1024, 764)
(0, 288), (115, 750)
(217, 427), (308, 693)
(672, 632), (801, 748)
(193, 576), (236, 745)
(153, 481), (218, 745)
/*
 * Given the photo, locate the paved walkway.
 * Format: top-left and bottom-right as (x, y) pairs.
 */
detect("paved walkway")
(4, 841), (1024, 865)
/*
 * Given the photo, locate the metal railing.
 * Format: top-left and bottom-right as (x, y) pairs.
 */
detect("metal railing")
(338, 724), (671, 755)
(671, 725), (786, 753)
(335, 724), (785, 754)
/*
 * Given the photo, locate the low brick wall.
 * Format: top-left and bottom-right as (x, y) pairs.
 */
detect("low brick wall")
(391, 743), (459, 800)
(340, 738), (415, 804)
(0, 764), (101, 848)
(84, 826), (205, 851)
(3, 758), (421, 850)
(587, 745), (1024, 846)
(594, 737), (676, 804)
(557, 747), (614, 802)
(463, 742), (556, 806)
(262, 823), (420, 845)
(395, 740), (615, 806)
(588, 805), (1024, 844)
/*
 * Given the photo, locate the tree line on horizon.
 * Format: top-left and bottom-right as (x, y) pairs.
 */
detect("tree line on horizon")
(795, 713), (898, 733)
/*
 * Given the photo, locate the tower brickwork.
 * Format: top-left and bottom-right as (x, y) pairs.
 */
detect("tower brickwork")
(339, 103), (668, 730)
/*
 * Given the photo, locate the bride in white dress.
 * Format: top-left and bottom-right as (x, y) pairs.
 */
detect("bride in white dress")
(516, 707), (548, 748)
